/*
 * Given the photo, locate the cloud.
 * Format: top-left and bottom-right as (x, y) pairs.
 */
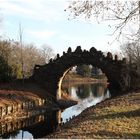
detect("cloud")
(0, 0), (66, 22)
(1, 1), (34, 15)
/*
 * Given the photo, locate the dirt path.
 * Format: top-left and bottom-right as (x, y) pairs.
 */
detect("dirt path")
(46, 92), (140, 139)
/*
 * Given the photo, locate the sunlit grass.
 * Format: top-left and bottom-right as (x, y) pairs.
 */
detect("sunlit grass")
(46, 92), (140, 139)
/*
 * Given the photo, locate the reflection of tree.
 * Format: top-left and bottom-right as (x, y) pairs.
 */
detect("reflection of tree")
(1, 110), (59, 139)
(76, 85), (90, 99)
(91, 84), (106, 97)
(66, 88), (71, 95)
(91, 84), (98, 97)
(1, 134), (10, 139)
(25, 111), (59, 138)
(104, 88), (108, 96)
(10, 131), (20, 138)
(97, 85), (105, 97)
(104, 88), (110, 99)
(1, 130), (20, 139)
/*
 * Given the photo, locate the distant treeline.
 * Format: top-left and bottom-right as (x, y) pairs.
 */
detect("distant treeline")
(0, 39), (55, 82)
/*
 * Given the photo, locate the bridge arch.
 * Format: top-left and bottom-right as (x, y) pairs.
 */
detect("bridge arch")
(56, 64), (106, 100)
(32, 46), (132, 100)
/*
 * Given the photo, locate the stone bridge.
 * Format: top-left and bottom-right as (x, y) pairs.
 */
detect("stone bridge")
(31, 46), (140, 99)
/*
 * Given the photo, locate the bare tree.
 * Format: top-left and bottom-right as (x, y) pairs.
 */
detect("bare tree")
(66, 1), (140, 41)
(120, 41), (140, 66)
(0, 39), (55, 79)
(0, 40), (11, 62)
(41, 44), (55, 63)
(19, 23), (25, 83)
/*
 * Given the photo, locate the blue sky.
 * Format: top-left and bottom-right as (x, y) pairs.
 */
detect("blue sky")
(0, 0), (121, 55)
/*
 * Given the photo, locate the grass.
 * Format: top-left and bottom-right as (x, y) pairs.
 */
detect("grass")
(0, 81), (55, 123)
(62, 73), (107, 90)
(46, 92), (140, 139)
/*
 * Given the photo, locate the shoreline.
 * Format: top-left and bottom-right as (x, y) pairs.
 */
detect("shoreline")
(0, 81), (79, 123)
(0, 80), (140, 139)
(46, 91), (140, 139)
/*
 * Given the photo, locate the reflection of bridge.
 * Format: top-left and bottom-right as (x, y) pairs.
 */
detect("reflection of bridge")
(31, 46), (140, 99)
(0, 114), (44, 138)
(0, 110), (62, 138)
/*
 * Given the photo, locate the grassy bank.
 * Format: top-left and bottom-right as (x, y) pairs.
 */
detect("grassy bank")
(0, 81), (56, 122)
(0, 81), (54, 99)
(62, 73), (107, 89)
(63, 73), (107, 83)
(46, 92), (140, 139)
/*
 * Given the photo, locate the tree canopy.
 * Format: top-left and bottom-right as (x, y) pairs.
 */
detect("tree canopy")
(0, 39), (55, 79)
(76, 64), (92, 77)
(0, 55), (12, 82)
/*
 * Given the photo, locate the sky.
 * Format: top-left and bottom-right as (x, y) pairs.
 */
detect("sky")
(0, 0), (122, 55)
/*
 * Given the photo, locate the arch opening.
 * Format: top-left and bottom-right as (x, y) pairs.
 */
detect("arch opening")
(57, 64), (108, 100)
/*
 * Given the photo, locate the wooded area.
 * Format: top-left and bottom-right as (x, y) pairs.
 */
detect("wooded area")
(0, 39), (54, 81)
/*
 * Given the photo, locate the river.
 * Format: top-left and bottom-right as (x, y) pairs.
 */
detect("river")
(0, 83), (110, 139)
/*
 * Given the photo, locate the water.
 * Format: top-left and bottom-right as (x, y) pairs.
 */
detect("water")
(61, 83), (110, 122)
(0, 83), (110, 139)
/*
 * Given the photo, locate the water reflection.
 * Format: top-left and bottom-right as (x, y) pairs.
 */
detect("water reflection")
(76, 85), (90, 99)
(0, 83), (110, 139)
(0, 111), (60, 139)
(24, 111), (59, 138)
(61, 83), (110, 122)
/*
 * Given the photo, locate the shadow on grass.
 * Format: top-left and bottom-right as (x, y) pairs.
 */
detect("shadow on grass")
(84, 108), (140, 121)
(84, 130), (140, 139)
(0, 80), (55, 100)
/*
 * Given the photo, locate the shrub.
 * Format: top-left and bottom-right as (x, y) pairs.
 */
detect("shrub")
(0, 56), (12, 82)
